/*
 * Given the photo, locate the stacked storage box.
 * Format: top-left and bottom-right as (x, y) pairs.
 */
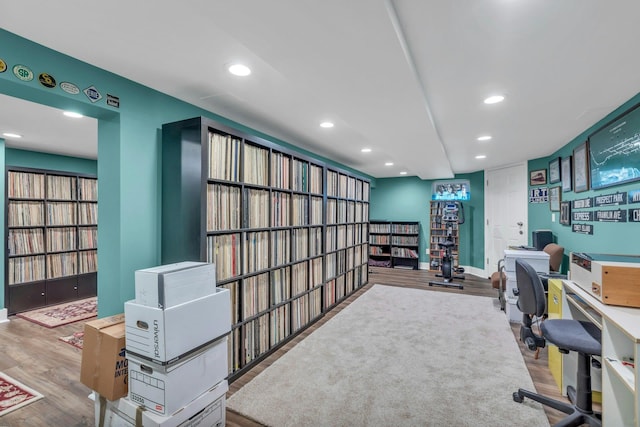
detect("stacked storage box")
(114, 261), (230, 425)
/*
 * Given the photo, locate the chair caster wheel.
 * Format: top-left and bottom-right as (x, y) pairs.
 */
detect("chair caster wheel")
(512, 392), (523, 403)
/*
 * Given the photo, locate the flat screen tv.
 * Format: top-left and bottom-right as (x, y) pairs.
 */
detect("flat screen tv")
(431, 179), (470, 201)
(589, 103), (640, 190)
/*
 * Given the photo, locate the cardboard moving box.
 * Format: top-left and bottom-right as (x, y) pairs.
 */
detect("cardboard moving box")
(127, 337), (228, 416)
(95, 380), (227, 427)
(80, 314), (128, 401)
(135, 261), (216, 309)
(125, 288), (230, 364)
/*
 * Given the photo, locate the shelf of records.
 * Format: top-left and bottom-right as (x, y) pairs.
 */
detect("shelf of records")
(6, 168), (98, 286)
(208, 132), (326, 191)
(207, 183), (369, 232)
(8, 250), (98, 285)
(218, 257), (369, 376)
(163, 117), (371, 380)
(206, 228), (369, 283)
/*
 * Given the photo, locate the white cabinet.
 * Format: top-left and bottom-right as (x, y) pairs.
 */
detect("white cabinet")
(503, 249), (549, 323)
(564, 279), (640, 426)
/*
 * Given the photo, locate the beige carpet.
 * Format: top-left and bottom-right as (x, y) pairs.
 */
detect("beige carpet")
(227, 284), (549, 427)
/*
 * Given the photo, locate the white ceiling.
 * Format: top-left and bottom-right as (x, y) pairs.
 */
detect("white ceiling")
(1, 0), (640, 179)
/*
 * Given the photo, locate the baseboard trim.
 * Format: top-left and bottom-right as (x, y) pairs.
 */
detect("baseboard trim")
(0, 308), (9, 323)
(460, 265), (488, 279)
(422, 264), (487, 279)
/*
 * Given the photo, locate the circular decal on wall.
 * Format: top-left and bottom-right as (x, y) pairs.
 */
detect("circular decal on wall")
(0, 59), (7, 73)
(60, 82), (80, 95)
(38, 73), (57, 88)
(13, 64), (34, 81)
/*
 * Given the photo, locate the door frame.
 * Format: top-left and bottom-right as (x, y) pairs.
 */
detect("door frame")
(483, 162), (529, 277)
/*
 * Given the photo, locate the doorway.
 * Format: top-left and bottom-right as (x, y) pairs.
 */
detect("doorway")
(484, 163), (528, 276)
(0, 94), (98, 316)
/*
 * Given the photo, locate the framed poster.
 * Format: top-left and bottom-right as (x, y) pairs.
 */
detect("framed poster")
(549, 186), (561, 211)
(573, 141), (589, 192)
(560, 201), (571, 225)
(548, 157), (561, 184)
(589, 102), (640, 190)
(530, 169), (547, 186)
(561, 156), (572, 192)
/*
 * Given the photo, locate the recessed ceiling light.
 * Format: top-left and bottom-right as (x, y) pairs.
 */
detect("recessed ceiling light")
(475, 155), (487, 159)
(477, 135), (492, 141)
(361, 148), (372, 153)
(64, 111), (83, 118)
(2, 132), (22, 138)
(400, 171), (407, 175)
(484, 95), (504, 104)
(385, 162), (394, 166)
(320, 121), (334, 128)
(228, 63), (251, 76)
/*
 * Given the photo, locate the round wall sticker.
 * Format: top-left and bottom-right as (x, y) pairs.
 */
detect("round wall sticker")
(39, 73), (57, 88)
(12, 64), (34, 81)
(60, 82), (80, 95)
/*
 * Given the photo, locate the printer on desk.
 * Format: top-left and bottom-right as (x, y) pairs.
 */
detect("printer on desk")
(570, 252), (640, 308)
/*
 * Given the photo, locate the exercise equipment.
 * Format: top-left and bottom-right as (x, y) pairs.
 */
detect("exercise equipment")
(429, 202), (465, 290)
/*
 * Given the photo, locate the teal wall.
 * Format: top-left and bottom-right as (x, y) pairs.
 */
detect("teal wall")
(370, 171), (485, 269)
(6, 148), (97, 174)
(0, 148), (97, 310)
(528, 91), (640, 270)
(1, 29), (372, 317)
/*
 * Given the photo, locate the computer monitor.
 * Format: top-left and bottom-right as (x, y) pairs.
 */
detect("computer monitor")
(532, 230), (553, 251)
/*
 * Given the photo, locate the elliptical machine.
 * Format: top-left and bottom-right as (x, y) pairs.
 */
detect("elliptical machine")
(429, 202), (465, 290)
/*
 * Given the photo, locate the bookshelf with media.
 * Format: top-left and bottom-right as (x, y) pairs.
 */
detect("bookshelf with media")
(5, 167), (98, 314)
(323, 168), (369, 311)
(390, 222), (419, 270)
(429, 201), (459, 272)
(368, 221), (419, 270)
(161, 117), (370, 381)
(368, 220), (391, 268)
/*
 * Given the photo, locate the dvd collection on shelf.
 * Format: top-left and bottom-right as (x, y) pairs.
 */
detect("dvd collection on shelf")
(6, 169), (98, 313)
(429, 201), (459, 271)
(368, 221), (420, 269)
(162, 117), (370, 380)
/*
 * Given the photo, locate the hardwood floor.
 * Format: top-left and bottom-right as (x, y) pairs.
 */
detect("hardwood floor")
(0, 267), (592, 426)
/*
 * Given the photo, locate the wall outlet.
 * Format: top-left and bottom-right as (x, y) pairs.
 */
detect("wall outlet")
(551, 213), (556, 222)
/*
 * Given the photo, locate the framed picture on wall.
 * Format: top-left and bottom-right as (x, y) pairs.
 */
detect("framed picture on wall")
(560, 201), (571, 225)
(548, 157), (561, 184)
(530, 169), (547, 186)
(549, 186), (561, 211)
(561, 156), (572, 192)
(573, 141), (589, 192)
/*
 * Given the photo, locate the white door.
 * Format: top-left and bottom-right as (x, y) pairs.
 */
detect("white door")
(484, 163), (528, 275)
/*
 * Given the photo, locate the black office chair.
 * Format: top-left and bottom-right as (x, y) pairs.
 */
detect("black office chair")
(512, 259), (602, 427)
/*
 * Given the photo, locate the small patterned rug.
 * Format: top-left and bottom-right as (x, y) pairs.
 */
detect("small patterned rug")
(58, 331), (85, 349)
(16, 297), (97, 328)
(0, 372), (44, 416)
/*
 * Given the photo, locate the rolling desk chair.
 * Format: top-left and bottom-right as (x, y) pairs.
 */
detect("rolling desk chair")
(512, 259), (602, 427)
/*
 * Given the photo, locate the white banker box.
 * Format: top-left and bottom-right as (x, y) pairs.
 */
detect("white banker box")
(125, 288), (230, 363)
(127, 338), (228, 416)
(95, 379), (228, 427)
(135, 261), (216, 309)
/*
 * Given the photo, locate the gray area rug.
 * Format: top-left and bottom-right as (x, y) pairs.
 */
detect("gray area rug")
(227, 284), (549, 426)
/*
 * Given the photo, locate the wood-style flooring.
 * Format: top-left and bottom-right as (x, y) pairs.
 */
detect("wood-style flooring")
(0, 267), (592, 426)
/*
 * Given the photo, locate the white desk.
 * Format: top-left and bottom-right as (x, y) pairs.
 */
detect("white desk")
(563, 279), (640, 426)
(503, 249), (549, 322)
